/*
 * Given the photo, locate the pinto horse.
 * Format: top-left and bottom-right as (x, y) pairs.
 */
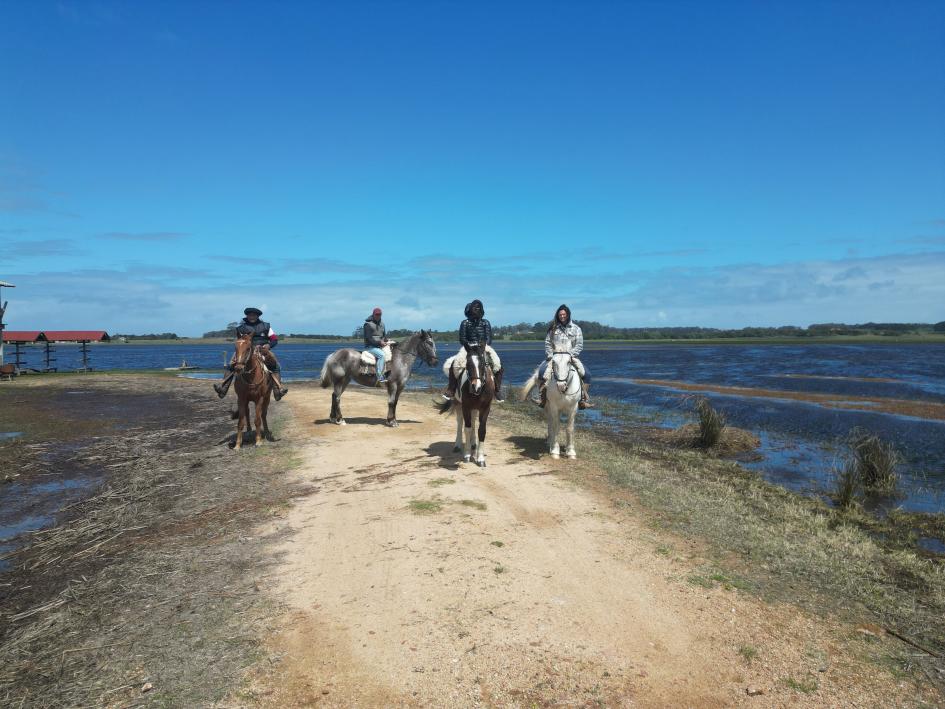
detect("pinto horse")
(231, 333), (273, 449)
(437, 341), (495, 467)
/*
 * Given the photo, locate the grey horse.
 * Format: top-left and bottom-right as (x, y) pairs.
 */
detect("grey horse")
(319, 329), (438, 427)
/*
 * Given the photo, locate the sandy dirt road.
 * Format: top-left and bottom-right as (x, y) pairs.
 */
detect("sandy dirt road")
(246, 385), (919, 708)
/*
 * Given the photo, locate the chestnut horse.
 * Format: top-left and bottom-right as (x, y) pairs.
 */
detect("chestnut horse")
(437, 341), (495, 467)
(231, 333), (273, 449)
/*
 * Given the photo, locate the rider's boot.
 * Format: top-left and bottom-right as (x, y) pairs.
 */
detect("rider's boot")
(270, 371), (289, 401)
(539, 384), (547, 408)
(213, 372), (234, 399)
(579, 382), (594, 409)
(493, 368), (505, 402)
(442, 369), (457, 401)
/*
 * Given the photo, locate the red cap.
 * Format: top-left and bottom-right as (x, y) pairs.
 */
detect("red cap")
(372, 307), (382, 316)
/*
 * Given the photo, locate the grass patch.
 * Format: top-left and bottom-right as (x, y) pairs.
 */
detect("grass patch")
(408, 498), (443, 514)
(428, 477), (456, 487)
(738, 645), (758, 663)
(490, 540), (505, 547)
(459, 499), (487, 511)
(493, 565), (506, 574)
(687, 574), (715, 589)
(782, 676), (818, 694)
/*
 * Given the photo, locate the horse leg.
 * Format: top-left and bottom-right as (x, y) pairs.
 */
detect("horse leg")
(565, 404), (577, 459)
(453, 404), (464, 453)
(463, 407), (473, 463)
(262, 394), (272, 441)
(476, 409), (488, 467)
(333, 380), (347, 425)
(235, 398), (247, 450)
(548, 401), (560, 458)
(386, 382), (401, 427)
(254, 399), (264, 445)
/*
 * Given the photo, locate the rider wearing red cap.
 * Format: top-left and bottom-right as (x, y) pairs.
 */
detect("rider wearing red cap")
(213, 307), (289, 400)
(363, 307), (390, 384)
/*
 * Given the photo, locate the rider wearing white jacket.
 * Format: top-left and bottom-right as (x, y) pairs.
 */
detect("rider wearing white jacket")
(541, 304), (592, 409)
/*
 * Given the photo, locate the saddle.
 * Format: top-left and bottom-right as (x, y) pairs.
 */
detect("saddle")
(359, 344), (393, 376)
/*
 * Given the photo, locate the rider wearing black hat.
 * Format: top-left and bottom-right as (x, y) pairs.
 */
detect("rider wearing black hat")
(213, 307), (289, 400)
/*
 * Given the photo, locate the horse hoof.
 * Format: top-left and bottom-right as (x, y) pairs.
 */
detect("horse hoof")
(567, 452), (577, 459)
(478, 459), (487, 468)
(338, 419), (346, 426)
(463, 455), (471, 463)
(551, 453), (560, 459)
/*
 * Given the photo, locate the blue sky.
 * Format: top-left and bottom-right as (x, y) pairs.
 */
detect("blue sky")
(1, 1), (943, 335)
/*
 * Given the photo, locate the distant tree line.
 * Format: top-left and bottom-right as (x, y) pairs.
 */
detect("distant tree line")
(122, 320), (944, 341)
(113, 332), (181, 340)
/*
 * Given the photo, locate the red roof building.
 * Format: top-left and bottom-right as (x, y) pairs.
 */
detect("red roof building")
(2, 331), (47, 342)
(42, 330), (110, 342)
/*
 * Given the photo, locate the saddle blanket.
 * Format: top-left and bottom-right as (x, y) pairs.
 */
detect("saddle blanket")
(359, 345), (393, 374)
(443, 346), (501, 378)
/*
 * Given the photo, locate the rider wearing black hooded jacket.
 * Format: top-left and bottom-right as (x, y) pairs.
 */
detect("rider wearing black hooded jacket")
(444, 299), (504, 402)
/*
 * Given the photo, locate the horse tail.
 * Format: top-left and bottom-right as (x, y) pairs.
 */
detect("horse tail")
(319, 354), (334, 388)
(519, 366), (541, 401)
(435, 397), (454, 416)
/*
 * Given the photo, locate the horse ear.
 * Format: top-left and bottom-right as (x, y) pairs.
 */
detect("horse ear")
(421, 329), (427, 336)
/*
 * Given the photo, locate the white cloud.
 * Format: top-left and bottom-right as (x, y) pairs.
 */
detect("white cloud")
(4, 250), (943, 335)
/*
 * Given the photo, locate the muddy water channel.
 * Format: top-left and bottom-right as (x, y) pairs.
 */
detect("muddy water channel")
(0, 384), (197, 569)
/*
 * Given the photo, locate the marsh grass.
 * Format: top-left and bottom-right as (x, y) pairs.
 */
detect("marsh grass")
(832, 430), (901, 508)
(695, 397), (726, 447)
(848, 429), (899, 492)
(0, 375), (302, 708)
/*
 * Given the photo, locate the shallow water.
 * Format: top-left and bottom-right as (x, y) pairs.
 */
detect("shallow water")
(8, 340), (945, 512)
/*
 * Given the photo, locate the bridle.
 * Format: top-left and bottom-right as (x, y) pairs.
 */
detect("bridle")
(467, 342), (491, 395)
(233, 338), (263, 383)
(551, 352), (575, 392)
(393, 332), (438, 366)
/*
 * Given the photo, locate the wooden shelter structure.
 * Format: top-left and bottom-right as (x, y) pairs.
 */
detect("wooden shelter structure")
(0, 330), (109, 374)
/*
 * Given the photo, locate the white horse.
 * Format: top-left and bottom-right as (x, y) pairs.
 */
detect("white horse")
(520, 349), (582, 459)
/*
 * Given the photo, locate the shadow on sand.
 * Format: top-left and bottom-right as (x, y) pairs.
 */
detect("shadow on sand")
(219, 430), (278, 448)
(505, 434), (545, 461)
(424, 440), (463, 471)
(313, 417), (421, 427)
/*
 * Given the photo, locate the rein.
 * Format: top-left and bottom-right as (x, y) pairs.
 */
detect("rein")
(551, 354), (575, 387)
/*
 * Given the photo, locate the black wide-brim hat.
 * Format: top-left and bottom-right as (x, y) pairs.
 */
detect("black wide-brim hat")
(244, 307), (263, 316)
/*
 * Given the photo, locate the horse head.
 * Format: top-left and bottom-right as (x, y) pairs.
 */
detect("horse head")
(418, 329), (438, 367)
(550, 346), (575, 394)
(232, 333), (255, 373)
(467, 341), (488, 396)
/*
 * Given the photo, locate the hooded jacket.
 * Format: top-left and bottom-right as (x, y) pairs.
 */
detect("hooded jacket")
(363, 316), (386, 348)
(459, 299), (492, 349)
(545, 304), (583, 357)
